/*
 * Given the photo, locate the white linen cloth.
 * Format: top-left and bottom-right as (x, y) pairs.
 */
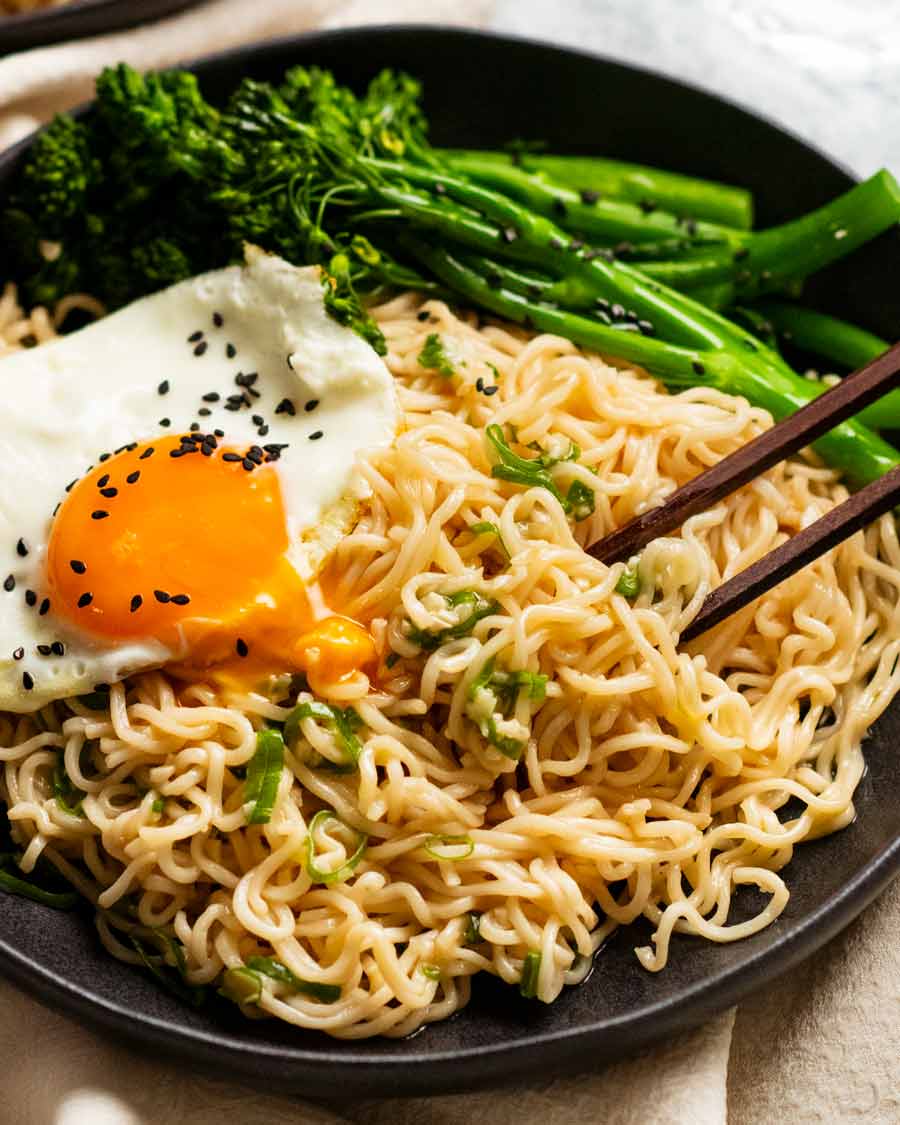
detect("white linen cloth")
(0, 2), (897, 1122)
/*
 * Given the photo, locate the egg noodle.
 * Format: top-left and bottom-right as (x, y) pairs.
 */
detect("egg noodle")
(1, 281), (899, 1038)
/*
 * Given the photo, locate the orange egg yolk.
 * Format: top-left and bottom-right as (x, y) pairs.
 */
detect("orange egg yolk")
(46, 434), (375, 687)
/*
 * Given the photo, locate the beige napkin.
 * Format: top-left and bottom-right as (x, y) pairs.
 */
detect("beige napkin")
(0, 2), (898, 1122)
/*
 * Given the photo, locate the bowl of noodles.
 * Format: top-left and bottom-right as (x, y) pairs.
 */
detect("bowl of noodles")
(0, 26), (898, 1097)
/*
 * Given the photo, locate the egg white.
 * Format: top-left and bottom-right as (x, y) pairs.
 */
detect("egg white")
(0, 247), (398, 712)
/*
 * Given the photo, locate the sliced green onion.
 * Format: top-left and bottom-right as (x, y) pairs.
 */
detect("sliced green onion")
(424, 833), (475, 861)
(420, 963), (442, 981)
(468, 520), (511, 560)
(243, 727), (285, 825)
(245, 955), (341, 1002)
(486, 424), (595, 520)
(385, 652), (400, 669)
(284, 701), (363, 771)
(304, 809), (368, 886)
(406, 589), (499, 652)
(417, 332), (455, 377)
(219, 965), (263, 1005)
(464, 912), (482, 944)
(0, 853), (78, 909)
(130, 934), (205, 1007)
(52, 759), (84, 817)
(615, 564), (641, 599)
(519, 950), (541, 999)
(150, 795), (165, 814)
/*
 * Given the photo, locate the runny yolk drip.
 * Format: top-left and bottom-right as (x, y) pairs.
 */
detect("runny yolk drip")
(46, 434), (375, 688)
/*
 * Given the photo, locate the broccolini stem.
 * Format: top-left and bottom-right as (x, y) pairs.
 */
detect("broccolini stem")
(751, 300), (900, 431)
(439, 154), (739, 248)
(439, 149), (754, 229)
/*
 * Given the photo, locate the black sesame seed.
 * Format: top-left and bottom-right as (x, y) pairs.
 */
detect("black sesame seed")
(97, 474), (109, 488)
(188, 331), (203, 343)
(140, 447), (155, 460)
(22, 671), (33, 691)
(202, 392), (221, 404)
(257, 424), (269, 437)
(126, 471), (140, 486)
(189, 422), (201, 432)
(126, 443), (137, 452)
(154, 590), (171, 604)
(638, 198), (657, 214)
(12, 647), (23, 661)
(501, 226), (519, 243)
(130, 594), (143, 613)
(170, 594), (190, 606)
(235, 372), (258, 388)
(39, 598), (50, 616)
(241, 458), (255, 471)
(77, 592), (93, 608)
(51, 641), (64, 656)
(159, 418), (171, 428)
(226, 343), (236, 359)
(3, 575), (13, 592)
(52, 502), (60, 518)
(483, 385), (499, 396)
(222, 452), (242, 463)
(308, 431), (324, 441)
(16, 538), (28, 557)
(214, 429), (224, 437)
(91, 510), (109, 520)
(70, 560), (86, 575)
(98, 453), (111, 463)
(580, 189), (600, 205)
(611, 303), (625, 320)
(65, 480), (77, 493)
(236, 638), (249, 658)
(252, 414), (264, 426)
(100, 487), (118, 499)
(194, 341), (208, 357)
(475, 376), (484, 392)
(25, 590), (36, 607)
(263, 443), (288, 453)
(37, 644), (51, 656)
(275, 398), (296, 416)
(692, 360), (706, 375)
(304, 400), (320, 415)
(201, 443), (214, 456)
(158, 380), (170, 395)
(198, 408), (212, 417)
(213, 312), (223, 328)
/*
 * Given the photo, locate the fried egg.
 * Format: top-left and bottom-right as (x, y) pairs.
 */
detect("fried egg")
(0, 247), (398, 711)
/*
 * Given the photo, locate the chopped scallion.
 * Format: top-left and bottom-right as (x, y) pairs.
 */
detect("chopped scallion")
(304, 809), (368, 886)
(243, 727), (285, 825)
(424, 833), (475, 861)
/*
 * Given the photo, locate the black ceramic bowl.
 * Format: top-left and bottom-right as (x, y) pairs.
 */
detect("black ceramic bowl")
(0, 25), (898, 1100)
(0, 0), (202, 54)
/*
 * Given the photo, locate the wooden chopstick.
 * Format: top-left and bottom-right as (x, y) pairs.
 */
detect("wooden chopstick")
(589, 340), (900, 566)
(680, 463), (900, 642)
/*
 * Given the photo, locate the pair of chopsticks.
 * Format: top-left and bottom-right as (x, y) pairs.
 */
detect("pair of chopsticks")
(588, 341), (900, 643)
